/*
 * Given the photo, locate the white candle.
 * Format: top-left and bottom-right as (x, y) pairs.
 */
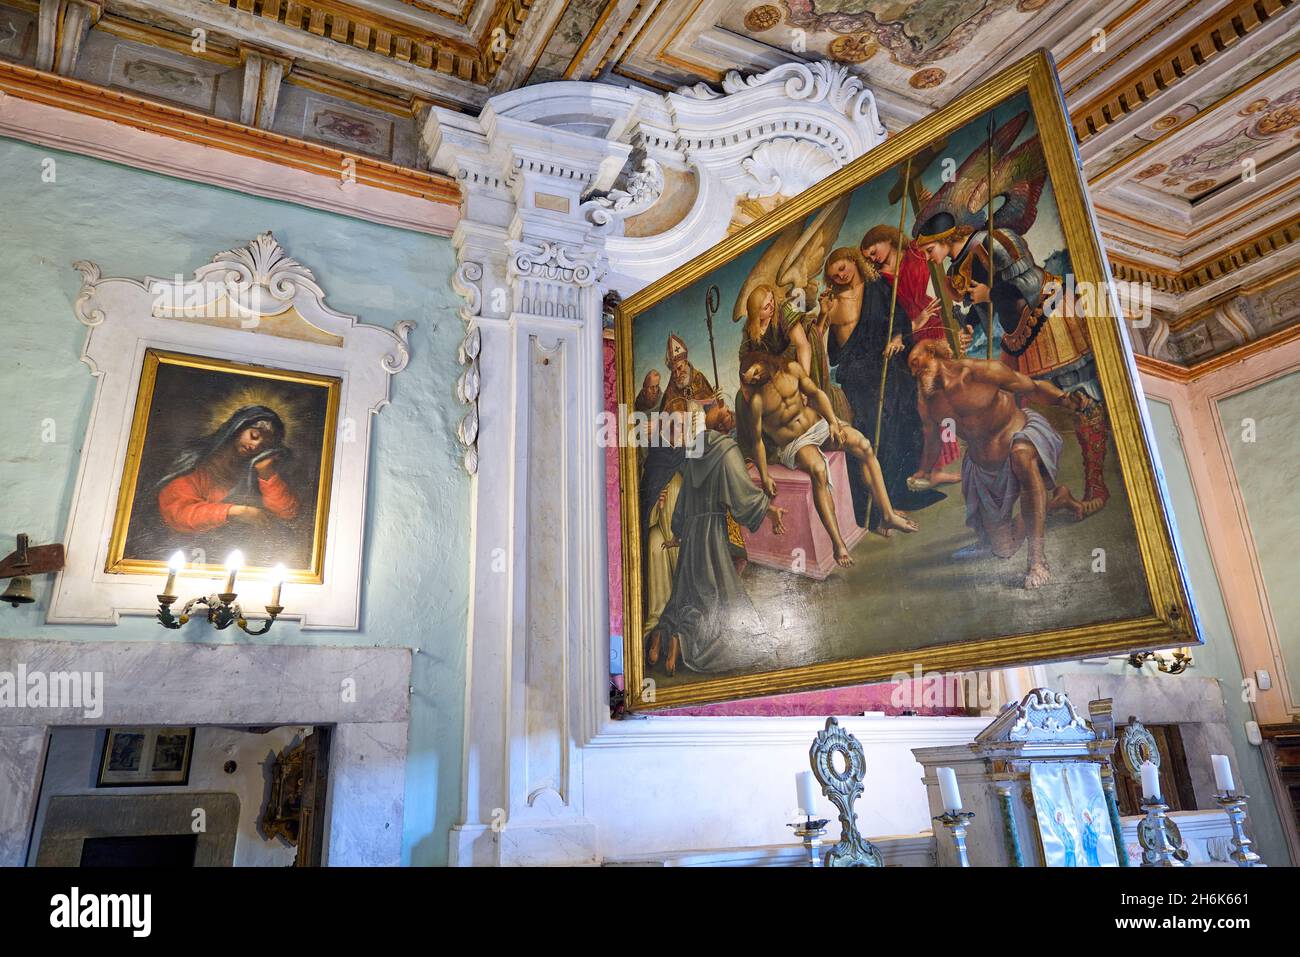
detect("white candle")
(223, 550), (244, 594)
(796, 771), (818, 817)
(937, 766), (962, 813)
(1140, 760), (1160, 800)
(1211, 754), (1235, 794)
(270, 564), (286, 608)
(163, 550), (186, 597)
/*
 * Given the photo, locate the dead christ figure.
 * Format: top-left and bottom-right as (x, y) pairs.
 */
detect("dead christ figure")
(908, 338), (1091, 589)
(740, 351), (917, 569)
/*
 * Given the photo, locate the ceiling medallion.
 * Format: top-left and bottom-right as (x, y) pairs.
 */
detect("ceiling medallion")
(1186, 178), (1218, 194)
(1152, 114), (1181, 131)
(908, 68), (946, 89)
(1134, 162), (1167, 180)
(829, 34), (877, 64)
(743, 4), (783, 32)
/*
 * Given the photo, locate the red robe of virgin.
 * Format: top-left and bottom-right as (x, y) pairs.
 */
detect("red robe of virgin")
(158, 464), (300, 532)
(880, 241), (959, 469)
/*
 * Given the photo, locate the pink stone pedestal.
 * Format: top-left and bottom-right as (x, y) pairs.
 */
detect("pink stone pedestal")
(743, 450), (865, 580)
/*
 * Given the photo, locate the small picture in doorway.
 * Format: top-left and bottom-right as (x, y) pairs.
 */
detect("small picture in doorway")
(97, 727), (195, 787)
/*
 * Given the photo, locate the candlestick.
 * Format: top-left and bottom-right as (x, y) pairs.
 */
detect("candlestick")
(937, 766), (962, 813)
(1138, 795), (1187, 867)
(1140, 759), (1160, 800)
(1214, 792), (1265, 867)
(796, 770), (819, 817)
(270, 563), (286, 608)
(787, 814), (830, 867)
(162, 550), (185, 598)
(1211, 754), (1235, 794)
(934, 810), (976, 867)
(223, 550), (243, 594)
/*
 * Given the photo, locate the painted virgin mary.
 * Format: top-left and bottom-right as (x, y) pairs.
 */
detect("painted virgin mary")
(145, 405), (301, 562)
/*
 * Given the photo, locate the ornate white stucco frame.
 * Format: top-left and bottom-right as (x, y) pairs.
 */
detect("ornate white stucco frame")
(49, 232), (412, 630)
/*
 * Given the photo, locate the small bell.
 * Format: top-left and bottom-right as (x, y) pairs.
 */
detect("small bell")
(2, 576), (34, 606)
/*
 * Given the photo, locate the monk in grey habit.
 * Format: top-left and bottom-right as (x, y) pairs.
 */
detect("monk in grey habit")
(652, 403), (786, 676)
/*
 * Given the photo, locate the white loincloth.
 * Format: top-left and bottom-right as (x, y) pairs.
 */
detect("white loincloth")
(776, 416), (834, 487)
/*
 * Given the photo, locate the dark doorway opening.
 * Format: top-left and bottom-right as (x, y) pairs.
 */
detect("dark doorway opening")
(80, 834), (198, 867)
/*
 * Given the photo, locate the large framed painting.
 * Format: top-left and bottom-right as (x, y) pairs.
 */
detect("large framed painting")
(616, 51), (1199, 711)
(106, 349), (341, 583)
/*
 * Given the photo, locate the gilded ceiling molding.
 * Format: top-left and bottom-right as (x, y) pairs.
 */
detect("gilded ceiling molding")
(213, 0), (484, 78)
(1070, 0), (1294, 144)
(1107, 217), (1300, 295)
(479, 0), (535, 82)
(0, 61), (460, 205)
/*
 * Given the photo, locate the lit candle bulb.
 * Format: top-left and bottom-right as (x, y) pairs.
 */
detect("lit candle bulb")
(1140, 760), (1160, 801)
(1211, 754), (1235, 795)
(223, 550), (244, 594)
(270, 564), (285, 608)
(937, 766), (962, 813)
(163, 550), (185, 597)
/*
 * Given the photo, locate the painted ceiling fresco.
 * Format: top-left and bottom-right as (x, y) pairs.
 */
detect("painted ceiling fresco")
(717, 0), (1059, 102)
(1132, 73), (1300, 200)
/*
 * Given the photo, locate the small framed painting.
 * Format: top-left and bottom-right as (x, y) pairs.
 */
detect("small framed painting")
(97, 727), (196, 787)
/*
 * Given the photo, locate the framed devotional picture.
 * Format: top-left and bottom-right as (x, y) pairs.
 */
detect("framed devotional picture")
(105, 349), (341, 584)
(97, 727), (195, 787)
(616, 51), (1200, 711)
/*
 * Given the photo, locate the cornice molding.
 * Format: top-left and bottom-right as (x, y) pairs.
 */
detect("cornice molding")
(1108, 217), (1300, 296)
(1136, 322), (1300, 382)
(211, 0), (485, 77)
(1070, 0), (1295, 145)
(0, 61), (460, 204)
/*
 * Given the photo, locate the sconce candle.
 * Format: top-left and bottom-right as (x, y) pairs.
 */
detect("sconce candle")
(1211, 754), (1235, 794)
(1140, 759), (1160, 800)
(163, 550), (185, 598)
(270, 564), (286, 608)
(796, 770), (818, 817)
(937, 766), (962, 813)
(223, 550), (243, 593)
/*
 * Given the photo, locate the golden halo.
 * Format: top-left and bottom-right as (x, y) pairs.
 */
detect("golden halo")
(202, 381), (322, 447)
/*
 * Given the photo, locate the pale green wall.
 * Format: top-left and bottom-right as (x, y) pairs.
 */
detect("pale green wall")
(0, 137), (469, 866)
(1217, 372), (1300, 702)
(1052, 399), (1290, 864)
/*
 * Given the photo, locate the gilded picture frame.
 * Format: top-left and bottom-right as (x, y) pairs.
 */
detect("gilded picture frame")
(616, 51), (1200, 712)
(105, 349), (341, 585)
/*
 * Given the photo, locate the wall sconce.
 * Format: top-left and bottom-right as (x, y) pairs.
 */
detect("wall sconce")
(1, 534), (65, 607)
(156, 550), (285, 636)
(1128, 648), (1193, 674)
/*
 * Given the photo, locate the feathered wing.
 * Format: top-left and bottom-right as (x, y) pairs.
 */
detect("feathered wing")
(730, 196), (852, 323)
(775, 195), (850, 296)
(914, 110), (1035, 236)
(731, 219), (805, 323)
(988, 136), (1048, 235)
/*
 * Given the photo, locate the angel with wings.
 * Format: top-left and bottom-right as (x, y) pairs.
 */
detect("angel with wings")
(731, 198), (853, 464)
(913, 109), (1109, 518)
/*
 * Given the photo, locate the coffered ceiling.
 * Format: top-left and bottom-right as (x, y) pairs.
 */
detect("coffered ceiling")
(0, 0), (1297, 367)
